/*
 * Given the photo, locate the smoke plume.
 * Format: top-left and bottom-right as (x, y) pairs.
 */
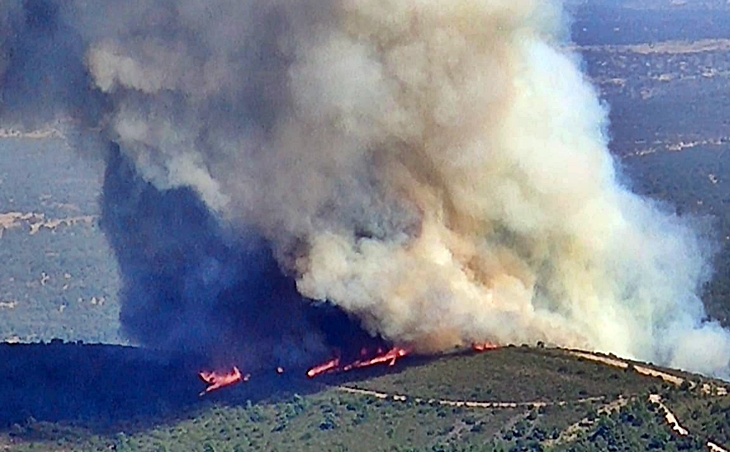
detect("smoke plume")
(2, 0), (729, 376)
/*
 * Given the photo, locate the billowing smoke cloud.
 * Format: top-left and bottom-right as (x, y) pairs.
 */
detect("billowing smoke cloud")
(2, 0), (729, 376)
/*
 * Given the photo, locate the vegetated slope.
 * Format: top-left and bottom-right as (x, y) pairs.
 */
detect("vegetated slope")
(2, 3), (730, 452)
(0, 343), (724, 452)
(329, 347), (659, 403)
(666, 392), (730, 448)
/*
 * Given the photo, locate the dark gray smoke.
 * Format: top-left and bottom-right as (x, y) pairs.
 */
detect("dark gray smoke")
(2, 0), (729, 377)
(0, 1), (101, 130)
(0, 0), (367, 369)
(100, 147), (334, 367)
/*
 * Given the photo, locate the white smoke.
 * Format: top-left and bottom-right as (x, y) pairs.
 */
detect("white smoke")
(2, 0), (729, 377)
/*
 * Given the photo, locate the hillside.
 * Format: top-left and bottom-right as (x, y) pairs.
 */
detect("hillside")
(0, 343), (727, 451)
(2, 1), (730, 451)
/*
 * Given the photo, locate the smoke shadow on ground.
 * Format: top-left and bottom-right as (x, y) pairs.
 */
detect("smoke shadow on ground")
(0, 342), (346, 436)
(0, 342), (518, 444)
(0, 342), (219, 433)
(100, 147), (391, 371)
(0, 341), (436, 430)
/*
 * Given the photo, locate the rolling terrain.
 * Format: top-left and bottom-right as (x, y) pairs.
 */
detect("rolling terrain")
(1, 343), (728, 451)
(2, 0), (730, 450)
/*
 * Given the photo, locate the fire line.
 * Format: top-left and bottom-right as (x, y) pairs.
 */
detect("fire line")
(306, 357), (341, 378)
(472, 342), (500, 352)
(199, 366), (249, 395)
(306, 346), (410, 378)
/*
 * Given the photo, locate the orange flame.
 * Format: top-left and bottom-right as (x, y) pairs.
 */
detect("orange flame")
(472, 342), (499, 352)
(306, 346), (410, 378)
(343, 347), (409, 371)
(306, 357), (340, 378)
(199, 366), (249, 395)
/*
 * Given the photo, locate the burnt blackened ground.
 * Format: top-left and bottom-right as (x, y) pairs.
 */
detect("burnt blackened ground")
(3, 4), (730, 450)
(0, 342), (330, 434)
(1, 344), (713, 452)
(0, 342), (204, 429)
(0, 341), (388, 435)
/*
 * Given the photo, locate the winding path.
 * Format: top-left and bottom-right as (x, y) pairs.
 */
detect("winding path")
(568, 350), (729, 452)
(334, 348), (730, 451)
(335, 385), (605, 409)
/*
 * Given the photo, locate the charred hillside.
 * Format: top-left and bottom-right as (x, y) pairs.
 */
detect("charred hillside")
(0, 342), (203, 428)
(0, 343), (726, 452)
(3, 0), (730, 450)
(3, 0), (730, 379)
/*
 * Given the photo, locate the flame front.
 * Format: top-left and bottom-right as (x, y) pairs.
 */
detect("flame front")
(0, 0), (723, 384)
(306, 357), (341, 378)
(199, 366), (249, 395)
(306, 347), (410, 378)
(472, 342), (500, 352)
(342, 347), (409, 371)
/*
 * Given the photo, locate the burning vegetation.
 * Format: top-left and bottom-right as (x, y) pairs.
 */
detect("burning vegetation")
(307, 346), (410, 379)
(1, 0), (729, 379)
(472, 343), (500, 352)
(198, 341), (499, 394)
(199, 367), (249, 395)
